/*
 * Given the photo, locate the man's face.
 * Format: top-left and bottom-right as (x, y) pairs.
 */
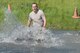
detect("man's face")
(32, 4), (38, 12)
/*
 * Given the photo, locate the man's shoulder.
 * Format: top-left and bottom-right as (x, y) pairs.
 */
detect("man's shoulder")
(38, 9), (44, 15)
(39, 9), (43, 13)
(29, 11), (34, 15)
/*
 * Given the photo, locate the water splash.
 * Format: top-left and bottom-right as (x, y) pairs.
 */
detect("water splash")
(0, 9), (64, 48)
(0, 8), (21, 41)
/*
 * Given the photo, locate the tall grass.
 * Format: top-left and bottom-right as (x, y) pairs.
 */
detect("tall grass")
(0, 0), (80, 30)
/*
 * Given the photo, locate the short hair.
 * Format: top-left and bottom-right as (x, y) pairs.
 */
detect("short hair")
(32, 2), (38, 7)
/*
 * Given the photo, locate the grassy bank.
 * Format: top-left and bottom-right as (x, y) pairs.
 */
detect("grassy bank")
(0, 0), (80, 30)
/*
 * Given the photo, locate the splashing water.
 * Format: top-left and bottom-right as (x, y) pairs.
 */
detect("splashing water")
(0, 9), (64, 48)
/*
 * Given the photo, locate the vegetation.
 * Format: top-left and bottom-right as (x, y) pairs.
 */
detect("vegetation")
(0, 0), (80, 30)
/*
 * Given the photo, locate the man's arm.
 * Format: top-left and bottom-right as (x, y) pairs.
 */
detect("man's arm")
(27, 17), (32, 27)
(41, 10), (46, 28)
(43, 16), (46, 28)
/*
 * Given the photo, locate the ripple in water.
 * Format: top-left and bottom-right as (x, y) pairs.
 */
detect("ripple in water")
(1, 25), (64, 48)
(0, 9), (64, 48)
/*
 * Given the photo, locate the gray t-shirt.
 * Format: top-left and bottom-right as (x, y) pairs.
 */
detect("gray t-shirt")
(29, 10), (45, 27)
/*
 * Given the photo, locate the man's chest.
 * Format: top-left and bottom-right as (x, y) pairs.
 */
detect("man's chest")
(31, 13), (42, 20)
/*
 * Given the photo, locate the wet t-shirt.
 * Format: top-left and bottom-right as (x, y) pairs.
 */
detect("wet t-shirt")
(29, 10), (45, 27)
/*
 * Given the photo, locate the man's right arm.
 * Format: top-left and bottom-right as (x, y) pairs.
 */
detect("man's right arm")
(27, 14), (32, 27)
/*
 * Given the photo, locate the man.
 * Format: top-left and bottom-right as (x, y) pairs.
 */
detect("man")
(27, 3), (46, 28)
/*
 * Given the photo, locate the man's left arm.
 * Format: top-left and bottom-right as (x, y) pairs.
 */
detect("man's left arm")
(41, 10), (46, 28)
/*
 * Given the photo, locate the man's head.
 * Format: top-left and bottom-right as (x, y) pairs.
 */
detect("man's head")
(32, 3), (38, 13)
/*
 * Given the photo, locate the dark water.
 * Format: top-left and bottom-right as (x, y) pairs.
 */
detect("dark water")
(0, 30), (80, 53)
(0, 43), (79, 53)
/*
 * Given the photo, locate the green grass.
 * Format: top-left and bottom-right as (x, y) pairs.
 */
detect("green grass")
(0, 0), (80, 30)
